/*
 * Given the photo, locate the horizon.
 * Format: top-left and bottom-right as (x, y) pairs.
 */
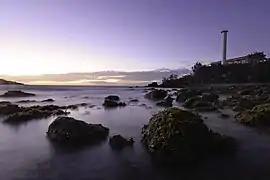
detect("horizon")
(1, 0), (270, 85)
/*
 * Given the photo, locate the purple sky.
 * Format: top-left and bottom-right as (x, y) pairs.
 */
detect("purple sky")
(0, 0), (270, 83)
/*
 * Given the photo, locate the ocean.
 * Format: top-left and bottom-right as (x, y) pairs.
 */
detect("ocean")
(0, 85), (270, 180)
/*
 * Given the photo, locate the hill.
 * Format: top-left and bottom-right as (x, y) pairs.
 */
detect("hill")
(0, 78), (23, 85)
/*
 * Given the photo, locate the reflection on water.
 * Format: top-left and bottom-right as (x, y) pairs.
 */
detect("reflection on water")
(0, 86), (270, 179)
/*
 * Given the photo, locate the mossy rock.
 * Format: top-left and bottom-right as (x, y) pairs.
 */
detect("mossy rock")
(235, 103), (270, 127)
(142, 108), (237, 165)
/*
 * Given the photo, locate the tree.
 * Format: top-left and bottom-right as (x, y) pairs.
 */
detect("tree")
(192, 62), (203, 74)
(247, 51), (266, 64)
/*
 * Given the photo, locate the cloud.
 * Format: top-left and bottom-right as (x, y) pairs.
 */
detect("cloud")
(1, 69), (191, 85)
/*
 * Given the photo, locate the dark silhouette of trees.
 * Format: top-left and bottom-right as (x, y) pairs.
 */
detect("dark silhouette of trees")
(158, 52), (270, 87)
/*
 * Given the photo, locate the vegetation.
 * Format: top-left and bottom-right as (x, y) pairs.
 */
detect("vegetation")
(149, 52), (270, 88)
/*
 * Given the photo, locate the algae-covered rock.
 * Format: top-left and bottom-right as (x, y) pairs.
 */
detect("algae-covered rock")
(47, 116), (109, 146)
(235, 103), (270, 127)
(145, 89), (167, 100)
(142, 108), (236, 164)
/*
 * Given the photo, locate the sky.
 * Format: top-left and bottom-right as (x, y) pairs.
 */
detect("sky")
(0, 0), (270, 85)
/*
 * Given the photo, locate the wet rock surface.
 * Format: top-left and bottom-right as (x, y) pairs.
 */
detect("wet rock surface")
(144, 89), (167, 100)
(109, 135), (134, 150)
(47, 117), (109, 146)
(0, 90), (35, 97)
(141, 108), (237, 165)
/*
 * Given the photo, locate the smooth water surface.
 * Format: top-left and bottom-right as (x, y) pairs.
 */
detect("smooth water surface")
(0, 85), (270, 180)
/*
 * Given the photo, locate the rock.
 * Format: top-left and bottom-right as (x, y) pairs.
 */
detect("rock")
(47, 116), (109, 146)
(219, 113), (230, 119)
(0, 101), (11, 105)
(102, 100), (119, 107)
(223, 94), (269, 111)
(176, 88), (202, 102)
(0, 104), (21, 115)
(105, 95), (120, 101)
(41, 99), (55, 102)
(89, 105), (96, 108)
(0, 90), (35, 97)
(238, 89), (252, 95)
(184, 96), (217, 112)
(235, 103), (270, 127)
(156, 96), (173, 107)
(0, 104), (85, 124)
(4, 109), (69, 123)
(142, 108), (237, 164)
(129, 99), (139, 103)
(102, 100), (126, 108)
(145, 89), (167, 100)
(201, 93), (219, 102)
(66, 105), (79, 110)
(109, 135), (134, 150)
(118, 102), (127, 107)
(16, 100), (37, 103)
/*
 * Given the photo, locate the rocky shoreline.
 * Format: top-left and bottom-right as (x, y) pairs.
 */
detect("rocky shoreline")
(1, 85), (270, 167)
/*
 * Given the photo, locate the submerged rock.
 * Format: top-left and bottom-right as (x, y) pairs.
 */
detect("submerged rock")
(142, 108), (237, 164)
(47, 116), (109, 146)
(105, 95), (120, 101)
(41, 99), (55, 102)
(109, 135), (134, 150)
(145, 89), (167, 100)
(235, 103), (270, 127)
(156, 96), (173, 107)
(0, 90), (35, 97)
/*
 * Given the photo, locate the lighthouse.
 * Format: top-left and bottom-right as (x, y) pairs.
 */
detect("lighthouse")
(221, 30), (228, 65)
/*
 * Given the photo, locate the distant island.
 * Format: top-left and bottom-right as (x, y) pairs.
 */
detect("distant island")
(0, 78), (23, 85)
